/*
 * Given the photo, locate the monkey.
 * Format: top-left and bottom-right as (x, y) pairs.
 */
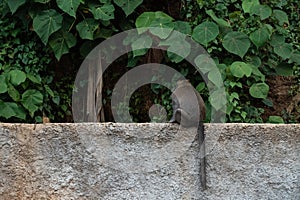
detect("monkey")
(169, 79), (207, 190)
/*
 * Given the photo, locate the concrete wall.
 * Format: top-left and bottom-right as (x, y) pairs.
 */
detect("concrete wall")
(0, 123), (299, 199)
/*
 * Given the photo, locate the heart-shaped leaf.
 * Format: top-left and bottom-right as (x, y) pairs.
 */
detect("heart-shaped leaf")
(251, 4), (272, 20)
(192, 21), (219, 46)
(135, 12), (155, 29)
(135, 11), (173, 33)
(149, 19), (174, 39)
(131, 35), (153, 57)
(208, 68), (224, 88)
(56, 0), (80, 18)
(194, 54), (216, 74)
(76, 18), (98, 40)
(90, 4), (115, 21)
(0, 101), (26, 120)
(290, 52), (300, 64)
(33, 9), (63, 45)
(250, 26), (270, 48)
(160, 31), (188, 63)
(273, 10), (289, 25)
(7, 0), (26, 14)
(249, 82), (269, 98)
(114, 0), (143, 16)
(209, 88), (227, 111)
(49, 30), (77, 60)
(270, 34), (285, 46)
(21, 89), (43, 117)
(167, 39), (191, 63)
(174, 21), (192, 34)
(9, 69), (26, 86)
(230, 61), (253, 78)
(223, 31), (250, 58)
(242, 0), (259, 13)
(0, 101), (17, 119)
(275, 62), (294, 76)
(273, 43), (293, 59)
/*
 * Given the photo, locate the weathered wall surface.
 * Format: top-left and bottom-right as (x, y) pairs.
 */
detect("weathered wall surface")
(0, 123), (299, 200)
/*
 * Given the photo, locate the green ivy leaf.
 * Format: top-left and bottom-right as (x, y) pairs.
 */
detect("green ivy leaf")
(194, 54), (216, 74)
(223, 31), (250, 58)
(149, 19), (174, 39)
(230, 61), (253, 78)
(192, 21), (219, 46)
(52, 95), (60, 105)
(21, 89), (43, 117)
(273, 43), (293, 59)
(250, 65), (265, 82)
(136, 12), (155, 31)
(290, 52), (300, 65)
(135, 12), (173, 33)
(0, 100), (26, 120)
(209, 88), (227, 110)
(208, 68), (224, 88)
(160, 31), (189, 63)
(0, 101), (17, 119)
(154, 11), (173, 20)
(270, 34), (285, 46)
(251, 4), (272, 20)
(113, 0), (143, 16)
(273, 10), (289, 25)
(9, 69), (26, 86)
(131, 35), (153, 57)
(33, 9), (63, 45)
(90, 4), (115, 21)
(242, 0), (259, 13)
(248, 56), (262, 67)
(268, 116), (284, 123)
(12, 103), (26, 120)
(249, 26), (270, 48)
(0, 101), (26, 120)
(159, 30), (186, 46)
(249, 82), (269, 98)
(56, 0), (80, 18)
(167, 39), (191, 63)
(49, 30), (77, 60)
(76, 18), (98, 40)
(275, 63), (294, 76)
(6, 0), (26, 14)
(174, 21), (192, 35)
(0, 75), (8, 94)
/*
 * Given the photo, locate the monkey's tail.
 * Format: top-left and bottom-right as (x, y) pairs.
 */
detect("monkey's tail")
(198, 121), (206, 190)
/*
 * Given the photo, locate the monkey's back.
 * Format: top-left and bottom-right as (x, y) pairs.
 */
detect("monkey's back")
(171, 80), (205, 126)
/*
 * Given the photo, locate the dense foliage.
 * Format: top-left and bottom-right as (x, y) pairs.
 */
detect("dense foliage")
(0, 13), (72, 122)
(0, 0), (299, 123)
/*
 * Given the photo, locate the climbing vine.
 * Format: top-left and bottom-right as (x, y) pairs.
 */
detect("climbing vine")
(1, 0), (299, 123)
